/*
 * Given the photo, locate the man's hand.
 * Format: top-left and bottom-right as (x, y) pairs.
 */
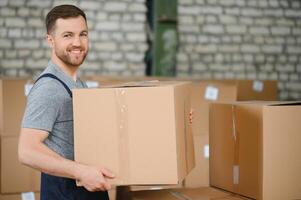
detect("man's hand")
(76, 164), (115, 192)
(189, 109), (194, 124)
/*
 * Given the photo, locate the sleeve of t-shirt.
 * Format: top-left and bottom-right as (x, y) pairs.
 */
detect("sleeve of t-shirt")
(22, 80), (64, 132)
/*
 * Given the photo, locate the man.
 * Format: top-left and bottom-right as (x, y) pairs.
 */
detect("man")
(18, 5), (114, 200)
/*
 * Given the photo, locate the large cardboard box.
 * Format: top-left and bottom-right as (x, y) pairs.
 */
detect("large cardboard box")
(0, 192), (40, 200)
(0, 136), (40, 194)
(130, 187), (250, 200)
(73, 81), (195, 185)
(0, 78), (32, 136)
(209, 101), (301, 200)
(184, 80), (278, 188)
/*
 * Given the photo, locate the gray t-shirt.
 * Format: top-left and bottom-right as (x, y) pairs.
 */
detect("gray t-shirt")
(22, 61), (86, 160)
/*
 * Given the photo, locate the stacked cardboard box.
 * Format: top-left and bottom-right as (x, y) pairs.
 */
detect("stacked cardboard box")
(184, 80), (278, 188)
(0, 79), (40, 198)
(73, 81), (195, 185)
(210, 101), (301, 200)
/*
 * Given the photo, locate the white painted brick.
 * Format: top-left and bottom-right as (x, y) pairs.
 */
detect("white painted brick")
(125, 52), (144, 62)
(192, 62), (207, 71)
(109, 14), (122, 21)
(1, 59), (24, 68)
(25, 59), (48, 68)
(179, 25), (199, 33)
(79, 1), (101, 10)
(35, 28), (45, 39)
(111, 53), (123, 61)
(104, 2), (127, 12)
(0, 0), (8, 6)
(15, 39), (39, 49)
(255, 55), (265, 62)
(179, 0), (194, 5)
(8, 0), (25, 6)
(243, 54), (253, 62)
(133, 13), (146, 22)
(232, 35), (242, 42)
(276, 64), (295, 72)
(95, 21), (120, 31)
(27, 18), (43, 27)
(206, 15), (217, 23)
(203, 25), (224, 34)
(195, 44), (217, 53)
(215, 54), (224, 63)
(22, 29), (35, 37)
(241, 8), (262, 17)
(239, 17), (253, 25)
(178, 6), (199, 15)
(103, 61), (127, 71)
(269, 0), (279, 7)
(222, 36), (231, 43)
(290, 74), (299, 81)
(247, 0), (257, 7)
(271, 27), (290, 35)
(285, 10), (301, 17)
(254, 18), (273, 26)
(8, 28), (22, 37)
(289, 55), (298, 62)
(94, 42), (117, 51)
(179, 16), (194, 24)
(260, 64), (273, 72)
(5, 17), (26, 27)
(98, 52), (111, 60)
(177, 53), (188, 62)
(32, 50), (44, 59)
(219, 45), (239, 52)
(0, 27), (7, 37)
(121, 23), (144, 32)
(258, 1), (268, 7)
(1, 8), (16, 16)
(292, 1), (301, 8)
(287, 37), (296, 44)
(249, 27), (270, 35)
(226, 25), (247, 34)
(126, 33), (146, 42)
(0, 39), (12, 48)
(18, 49), (31, 58)
(218, 0), (236, 6)
(5, 50), (17, 58)
(136, 43), (148, 52)
(128, 3), (146, 12)
(287, 46), (301, 54)
(262, 45), (282, 53)
(225, 8), (240, 15)
(199, 6), (222, 14)
(264, 9), (284, 17)
(219, 15), (237, 24)
(195, 0), (205, 4)
(276, 19), (295, 26)
(27, 0), (51, 8)
(17, 8), (30, 17)
(96, 13), (108, 20)
(241, 44), (260, 53)
(196, 16), (205, 23)
(121, 44), (135, 51)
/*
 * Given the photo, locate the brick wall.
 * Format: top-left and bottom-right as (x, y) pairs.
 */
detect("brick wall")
(0, 0), (300, 100)
(177, 0), (301, 100)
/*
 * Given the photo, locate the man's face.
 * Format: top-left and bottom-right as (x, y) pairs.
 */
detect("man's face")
(47, 16), (89, 67)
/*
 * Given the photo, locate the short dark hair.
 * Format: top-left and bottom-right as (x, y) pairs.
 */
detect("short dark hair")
(46, 4), (87, 34)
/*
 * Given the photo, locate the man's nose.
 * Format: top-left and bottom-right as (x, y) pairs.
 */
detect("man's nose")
(72, 36), (81, 46)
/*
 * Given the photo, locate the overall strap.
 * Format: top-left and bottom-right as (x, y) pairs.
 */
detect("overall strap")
(35, 73), (73, 98)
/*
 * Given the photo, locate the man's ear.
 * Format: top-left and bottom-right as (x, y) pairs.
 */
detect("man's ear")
(46, 34), (54, 48)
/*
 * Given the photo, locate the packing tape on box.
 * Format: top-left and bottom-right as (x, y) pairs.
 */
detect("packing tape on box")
(115, 88), (131, 184)
(231, 105), (240, 189)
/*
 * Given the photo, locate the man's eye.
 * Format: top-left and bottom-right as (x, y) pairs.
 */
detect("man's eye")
(63, 34), (71, 38)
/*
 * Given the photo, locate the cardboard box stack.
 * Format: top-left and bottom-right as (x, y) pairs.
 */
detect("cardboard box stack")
(73, 81), (195, 185)
(0, 79), (40, 199)
(184, 79), (278, 188)
(210, 101), (301, 200)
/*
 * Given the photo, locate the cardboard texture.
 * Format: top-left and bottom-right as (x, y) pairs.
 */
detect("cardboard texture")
(210, 101), (301, 200)
(184, 80), (278, 188)
(0, 192), (40, 200)
(1, 136), (40, 194)
(130, 187), (250, 200)
(73, 81), (195, 185)
(0, 79), (30, 136)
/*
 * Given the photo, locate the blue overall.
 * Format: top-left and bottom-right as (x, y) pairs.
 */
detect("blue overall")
(36, 73), (109, 200)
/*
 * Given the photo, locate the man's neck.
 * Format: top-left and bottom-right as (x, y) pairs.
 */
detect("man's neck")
(51, 55), (78, 81)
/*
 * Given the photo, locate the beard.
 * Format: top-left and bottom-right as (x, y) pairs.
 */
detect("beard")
(55, 46), (88, 67)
